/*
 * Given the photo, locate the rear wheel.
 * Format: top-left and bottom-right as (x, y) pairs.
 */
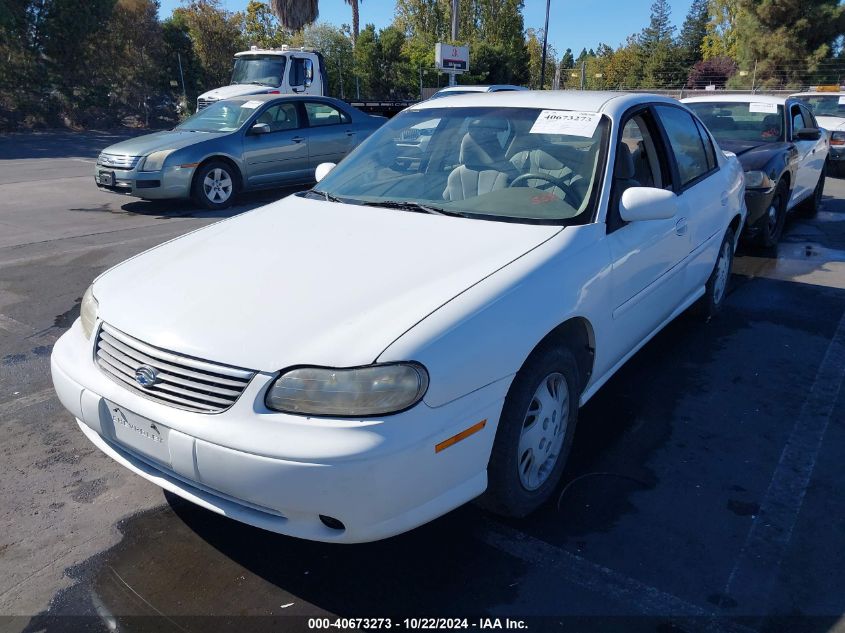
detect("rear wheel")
(755, 181), (787, 249)
(192, 161), (238, 210)
(479, 343), (580, 517)
(697, 227), (735, 321)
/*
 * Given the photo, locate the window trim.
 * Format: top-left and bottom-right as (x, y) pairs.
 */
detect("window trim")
(248, 101), (303, 135)
(302, 99), (352, 128)
(653, 103), (719, 193)
(789, 102), (806, 140)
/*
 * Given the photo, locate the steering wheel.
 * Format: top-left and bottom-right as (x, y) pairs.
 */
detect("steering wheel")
(508, 172), (578, 202)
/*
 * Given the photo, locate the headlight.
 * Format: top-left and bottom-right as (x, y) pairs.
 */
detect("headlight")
(831, 131), (845, 146)
(141, 149), (175, 172)
(265, 363), (429, 417)
(80, 284), (99, 340)
(744, 170), (773, 189)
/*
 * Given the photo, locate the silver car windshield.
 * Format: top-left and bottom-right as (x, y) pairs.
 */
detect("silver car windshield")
(794, 95), (845, 118)
(313, 106), (609, 223)
(231, 56), (285, 87)
(177, 101), (260, 133)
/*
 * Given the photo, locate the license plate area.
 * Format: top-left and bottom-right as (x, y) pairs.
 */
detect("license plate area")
(99, 170), (115, 186)
(101, 400), (171, 466)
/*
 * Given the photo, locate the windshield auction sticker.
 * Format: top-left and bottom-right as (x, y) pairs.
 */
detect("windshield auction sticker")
(749, 102), (778, 114)
(241, 100), (263, 109)
(530, 110), (601, 137)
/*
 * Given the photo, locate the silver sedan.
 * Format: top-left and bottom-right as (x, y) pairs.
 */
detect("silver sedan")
(94, 95), (385, 209)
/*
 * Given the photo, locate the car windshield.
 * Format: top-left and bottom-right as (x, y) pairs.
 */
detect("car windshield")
(793, 95), (845, 118)
(231, 56), (285, 86)
(176, 100), (259, 132)
(312, 106), (608, 223)
(686, 102), (785, 143)
(429, 89), (479, 99)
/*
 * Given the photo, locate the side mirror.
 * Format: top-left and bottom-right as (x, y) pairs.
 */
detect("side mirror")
(619, 187), (679, 222)
(796, 127), (821, 141)
(315, 162), (336, 183)
(250, 122), (270, 135)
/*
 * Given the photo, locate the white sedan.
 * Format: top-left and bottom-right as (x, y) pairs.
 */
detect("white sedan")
(51, 91), (745, 543)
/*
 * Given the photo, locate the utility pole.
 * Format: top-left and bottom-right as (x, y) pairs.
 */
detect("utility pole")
(449, 0), (459, 86)
(751, 59), (758, 93)
(539, 0), (551, 89)
(580, 61), (586, 90)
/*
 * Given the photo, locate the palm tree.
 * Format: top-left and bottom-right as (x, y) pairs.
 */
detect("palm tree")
(344, 0), (361, 48)
(267, 0), (319, 32)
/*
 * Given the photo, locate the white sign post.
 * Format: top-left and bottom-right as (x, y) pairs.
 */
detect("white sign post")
(435, 43), (469, 87)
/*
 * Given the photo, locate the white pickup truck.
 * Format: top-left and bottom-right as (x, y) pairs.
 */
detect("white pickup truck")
(197, 46), (416, 117)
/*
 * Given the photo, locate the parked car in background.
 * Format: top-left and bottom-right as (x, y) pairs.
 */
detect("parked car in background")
(54, 92), (744, 543)
(428, 84), (527, 100)
(94, 95), (384, 209)
(683, 95), (828, 248)
(790, 91), (845, 174)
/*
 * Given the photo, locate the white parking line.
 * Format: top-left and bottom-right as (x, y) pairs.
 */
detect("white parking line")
(481, 520), (756, 633)
(722, 307), (845, 612)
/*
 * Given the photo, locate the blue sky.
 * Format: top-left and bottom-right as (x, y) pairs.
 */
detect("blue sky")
(158, 0), (696, 57)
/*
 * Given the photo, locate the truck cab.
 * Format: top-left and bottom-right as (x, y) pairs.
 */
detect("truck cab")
(197, 46), (326, 110)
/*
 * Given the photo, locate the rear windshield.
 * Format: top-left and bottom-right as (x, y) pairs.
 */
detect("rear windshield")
(686, 102), (785, 143)
(793, 95), (845, 118)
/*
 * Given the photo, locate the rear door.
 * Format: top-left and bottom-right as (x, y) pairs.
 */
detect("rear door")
(242, 102), (310, 187)
(303, 101), (356, 167)
(653, 105), (729, 291)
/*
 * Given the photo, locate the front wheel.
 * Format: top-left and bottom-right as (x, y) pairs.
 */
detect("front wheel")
(192, 161), (238, 210)
(755, 180), (787, 249)
(696, 227), (735, 321)
(479, 343), (580, 518)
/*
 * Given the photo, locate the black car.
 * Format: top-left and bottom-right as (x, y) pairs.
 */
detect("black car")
(684, 96), (829, 248)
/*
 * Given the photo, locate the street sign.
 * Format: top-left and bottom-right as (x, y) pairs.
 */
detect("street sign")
(435, 43), (469, 72)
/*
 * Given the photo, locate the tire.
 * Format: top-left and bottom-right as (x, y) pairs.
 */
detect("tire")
(755, 180), (787, 249)
(697, 227), (735, 321)
(192, 161), (238, 210)
(479, 343), (580, 518)
(799, 164), (825, 218)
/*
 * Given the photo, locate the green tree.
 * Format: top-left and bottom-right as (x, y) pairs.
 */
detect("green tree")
(560, 48), (574, 69)
(702, 0), (739, 60)
(639, 0), (680, 87)
(292, 22), (354, 97)
(174, 0), (245, 90)
(267, 0), (318, 32)
(244, 0), (291, 48)
(677, 0), (709, 68)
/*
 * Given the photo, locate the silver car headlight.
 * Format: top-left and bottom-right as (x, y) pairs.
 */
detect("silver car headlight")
(744, 170), (773, 189)
(265, 363), (429, 417)
(141, 149), (175, 172)
(80, 284), (99, 340)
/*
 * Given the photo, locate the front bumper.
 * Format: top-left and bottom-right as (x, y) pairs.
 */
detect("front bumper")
(51, 320), (507, 543)
(94, 164), (194, 200)
(742, 185), (778, 237)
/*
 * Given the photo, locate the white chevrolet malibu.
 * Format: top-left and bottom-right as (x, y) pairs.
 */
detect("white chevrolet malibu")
(52, 92), (745, 543)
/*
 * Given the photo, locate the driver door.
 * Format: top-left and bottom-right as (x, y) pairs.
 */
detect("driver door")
(789, 103), (816, 205)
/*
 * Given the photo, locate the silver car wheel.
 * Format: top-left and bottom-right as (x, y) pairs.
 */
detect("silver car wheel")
(517, 372), (569, 491)
(203, 168), (233, 204)
(713, 239), (731, 304)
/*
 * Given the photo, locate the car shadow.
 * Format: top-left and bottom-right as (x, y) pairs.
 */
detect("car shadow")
(0, 129), (149, 161)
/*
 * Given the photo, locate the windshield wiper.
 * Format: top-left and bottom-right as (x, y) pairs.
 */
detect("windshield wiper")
(303, 189), (343, 202)
(359, 200), (468, 217)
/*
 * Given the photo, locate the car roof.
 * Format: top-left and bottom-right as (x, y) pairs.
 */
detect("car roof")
(682, 94), (787, 105)
(220, 94), (332, 104)
(791, 91), (845, 97)
(436, 85), (526, 93)
(413, 90), (680, 116)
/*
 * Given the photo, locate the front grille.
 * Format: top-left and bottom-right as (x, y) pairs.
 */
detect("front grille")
(97, 153), (142, 170)
(95, 323), (256, 413)
(197, 97), (217, 111)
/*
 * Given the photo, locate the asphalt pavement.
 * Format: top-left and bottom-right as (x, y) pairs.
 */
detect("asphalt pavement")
(1, 131), (844, 633)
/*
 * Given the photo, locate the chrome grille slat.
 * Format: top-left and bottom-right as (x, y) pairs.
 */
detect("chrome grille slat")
(97, 153), (142, 170)
(99, 332), (249, 388)
(95, 323), (256, 414)
(96, 351), (236, 407)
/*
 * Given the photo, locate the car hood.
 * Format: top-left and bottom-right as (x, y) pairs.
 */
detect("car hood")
(718, 139), (790, 171)
(102, 130), (217, 158)
(94, 196), (561, 371)
(198, 84), (273, 101)
(814, 116), (845, 132)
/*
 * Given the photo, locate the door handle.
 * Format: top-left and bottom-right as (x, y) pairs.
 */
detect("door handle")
(345, 130), (355, 136)
(291, 136), (305, 143)
(720, 192), (729, 207)
(675, 217), (688, 236)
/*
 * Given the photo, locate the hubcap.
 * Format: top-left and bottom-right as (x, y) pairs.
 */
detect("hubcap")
(203, 168), (233, 203)
(517, 372), (569, 491)
(766, 195), (780, 237)
(713, 240), (731, 304)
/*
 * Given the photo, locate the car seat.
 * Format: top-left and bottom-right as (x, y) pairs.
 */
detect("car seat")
(443, 120), (515, 201)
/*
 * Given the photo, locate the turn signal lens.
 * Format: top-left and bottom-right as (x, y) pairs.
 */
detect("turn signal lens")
(80, 285), (99, 340)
